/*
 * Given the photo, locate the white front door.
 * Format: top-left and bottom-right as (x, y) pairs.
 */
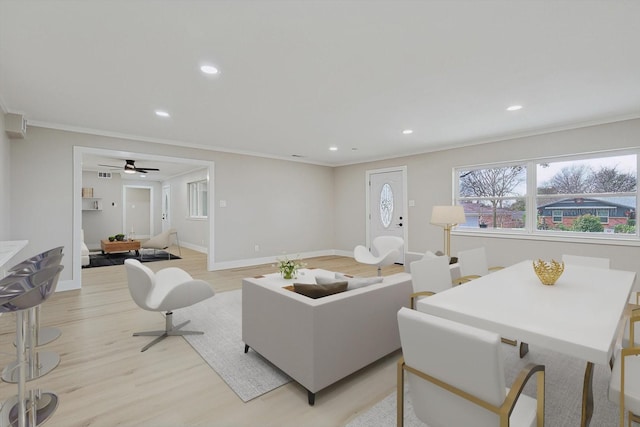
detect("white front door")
(162, 185), (171, 232)
(368, 168), (406, 264)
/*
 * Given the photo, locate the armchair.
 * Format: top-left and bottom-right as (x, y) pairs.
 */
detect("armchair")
(140, 228), (181, 259)
(124, 259), (214, 351)
(354, 236), (403, 276)
(397, 307), (545, 427)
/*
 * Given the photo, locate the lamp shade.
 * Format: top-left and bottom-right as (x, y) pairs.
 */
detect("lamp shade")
(430, 205), (466, 226)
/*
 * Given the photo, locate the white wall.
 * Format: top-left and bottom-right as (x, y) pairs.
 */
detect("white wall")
(0, 114), (10, 240)
(162, 168), (209, 252)
(10, 126), (335, 288)
(124, 186), (152, 240)
(81, 171), (162, 249)
(334, 118), (640, 289)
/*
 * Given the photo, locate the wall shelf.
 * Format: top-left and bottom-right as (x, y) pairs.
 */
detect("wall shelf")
(82, 197), (102, 211)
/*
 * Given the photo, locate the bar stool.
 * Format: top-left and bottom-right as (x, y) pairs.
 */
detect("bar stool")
(2, 251), (64, 384)
(8, 247), (64, 346)
(0, 264), (63, 427)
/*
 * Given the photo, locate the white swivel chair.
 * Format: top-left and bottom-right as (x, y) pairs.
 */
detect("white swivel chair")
(609, 307), (640, 427)
(354, 236), (403, 276)
(397, 307), (545, 427)
(124, 259), (214, 352)
(409, 254), (453, 309)
(141, 228), (182, 259)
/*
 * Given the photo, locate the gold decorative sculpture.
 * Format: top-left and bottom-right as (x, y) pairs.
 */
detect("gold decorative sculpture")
(533, 259), (565, 285)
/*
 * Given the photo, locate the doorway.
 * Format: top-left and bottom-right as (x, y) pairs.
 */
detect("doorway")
(366, 166), (407, 264)
(123, 185), (153, 240)
(161, 185), (171, 232)
(73, 146), (216, 289)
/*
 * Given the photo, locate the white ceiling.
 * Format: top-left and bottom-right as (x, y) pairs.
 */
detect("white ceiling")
(1, 1), (639, 167)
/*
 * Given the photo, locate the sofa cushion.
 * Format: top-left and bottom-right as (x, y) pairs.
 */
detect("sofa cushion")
(293, 281), (348, 299)
(332, 273), (384, 290)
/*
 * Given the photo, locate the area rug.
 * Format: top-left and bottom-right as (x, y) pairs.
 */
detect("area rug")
(172, 289), (292, 402)
(346, 345), (621, 427)
(83, 251), (180, 268)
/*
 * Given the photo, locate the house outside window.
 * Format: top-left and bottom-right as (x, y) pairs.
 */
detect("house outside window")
(455, 150), (637, 239)
(188, 179), (208, 218)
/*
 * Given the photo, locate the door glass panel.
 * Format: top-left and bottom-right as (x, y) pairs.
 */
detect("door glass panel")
(380, 183), (394, 228)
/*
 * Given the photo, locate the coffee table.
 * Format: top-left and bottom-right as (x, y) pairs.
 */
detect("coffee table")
(100, 239), (140, 256)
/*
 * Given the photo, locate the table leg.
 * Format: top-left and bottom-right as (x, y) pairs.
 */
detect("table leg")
(519, 342), (529, 358)
(581, 361), (594, 427)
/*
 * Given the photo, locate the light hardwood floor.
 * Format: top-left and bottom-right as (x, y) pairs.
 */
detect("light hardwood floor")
(0, 248), (405, 427)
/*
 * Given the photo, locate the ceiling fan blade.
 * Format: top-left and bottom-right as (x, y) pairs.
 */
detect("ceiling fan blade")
(139, 167), (159, 171)
(98, 164), (121, 168)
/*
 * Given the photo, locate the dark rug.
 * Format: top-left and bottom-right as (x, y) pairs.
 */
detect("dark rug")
(83, 251), (180, 268)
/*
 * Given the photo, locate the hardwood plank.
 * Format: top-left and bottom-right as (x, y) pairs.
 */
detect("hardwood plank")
(0, 248), (405, 426)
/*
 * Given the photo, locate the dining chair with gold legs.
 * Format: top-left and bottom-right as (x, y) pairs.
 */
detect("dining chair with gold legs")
(397, 307), (545, 427)
(408, 254), (453, 310)
(609, 307), (640, 427)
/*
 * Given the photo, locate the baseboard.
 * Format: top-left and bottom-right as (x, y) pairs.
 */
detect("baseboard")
(56, 278), (79, 292)
(179, 241), (208, 254)
(210, 249), (346, 271)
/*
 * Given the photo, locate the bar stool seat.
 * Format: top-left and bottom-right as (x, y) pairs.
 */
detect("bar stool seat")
(0, 264), (63, 427)
(9, 247), (64, 346)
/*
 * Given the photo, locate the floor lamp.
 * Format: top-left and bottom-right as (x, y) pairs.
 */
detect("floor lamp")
(430, 205), (466, 258)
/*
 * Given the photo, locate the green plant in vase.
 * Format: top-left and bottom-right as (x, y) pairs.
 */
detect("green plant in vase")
(276, 255), (306, 280)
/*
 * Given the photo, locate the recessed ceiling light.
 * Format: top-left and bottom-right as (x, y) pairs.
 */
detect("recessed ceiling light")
(155, 110), (170, 118)
(506, 105), (523, 111)
(329, 146), (338, 151)
(402, 129), (413, 135)
(139, 174), (146, 178)
(200, 65), (219, 75)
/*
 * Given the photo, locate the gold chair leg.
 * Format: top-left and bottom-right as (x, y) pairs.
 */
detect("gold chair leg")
(397, 358), (404, 427)
(581, 361), (594, 427)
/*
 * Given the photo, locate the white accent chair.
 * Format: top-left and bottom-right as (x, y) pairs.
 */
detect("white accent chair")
(140, 228), (181, 259)
(609, 307), (640, 427)
(354, 236), (403, 276)
(409, 254), (453, 309)
(397, 307), (545, 427)
(124, 259), (214, 352)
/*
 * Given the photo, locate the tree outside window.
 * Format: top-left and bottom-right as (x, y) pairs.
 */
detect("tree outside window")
(454, 151), (638, 239)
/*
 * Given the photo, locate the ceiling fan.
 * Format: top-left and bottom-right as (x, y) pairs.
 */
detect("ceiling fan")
(98, 159), (160, 174)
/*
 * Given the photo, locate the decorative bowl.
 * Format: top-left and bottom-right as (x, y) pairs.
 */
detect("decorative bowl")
(532, 259), (564, 285)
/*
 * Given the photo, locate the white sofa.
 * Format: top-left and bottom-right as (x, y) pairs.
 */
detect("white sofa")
(242, 269), (412, 405)
(81, 229), (90, 266)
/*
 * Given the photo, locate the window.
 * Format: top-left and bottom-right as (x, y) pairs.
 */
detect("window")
(455, 150), (637, 240)
(536, 154), (636, 235)
(456, 164), (527, 230)
(188, 179), (208, 218)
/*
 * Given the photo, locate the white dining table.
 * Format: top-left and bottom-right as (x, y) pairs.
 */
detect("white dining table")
(417, 259), (636, 427)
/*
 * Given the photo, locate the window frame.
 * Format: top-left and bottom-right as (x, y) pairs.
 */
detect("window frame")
(452, 148), (639, 245)
(187, 179), (208, 219)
